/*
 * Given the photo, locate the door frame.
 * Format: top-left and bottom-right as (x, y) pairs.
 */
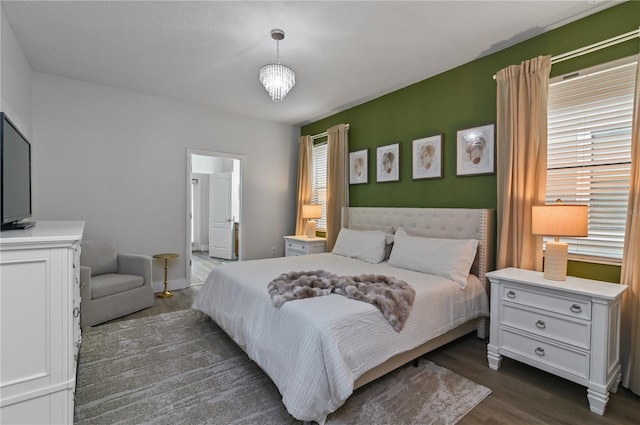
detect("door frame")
(186, 148), (245, 286)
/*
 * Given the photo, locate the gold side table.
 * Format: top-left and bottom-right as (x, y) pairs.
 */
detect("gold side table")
(153, 253), (179, 298)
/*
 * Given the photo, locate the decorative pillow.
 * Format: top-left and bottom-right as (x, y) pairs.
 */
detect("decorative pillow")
(388, 228), (478, 288)
(349, 225), (395, 259)
(332, 228), (388, 264)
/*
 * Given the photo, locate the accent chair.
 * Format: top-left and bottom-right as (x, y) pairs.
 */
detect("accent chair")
(79, 240), (154, 328)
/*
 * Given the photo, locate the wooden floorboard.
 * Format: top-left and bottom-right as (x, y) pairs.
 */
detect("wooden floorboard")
(109, 286), (640, 424)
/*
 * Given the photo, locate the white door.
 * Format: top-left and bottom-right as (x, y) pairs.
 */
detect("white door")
(209, 172), (234, 259)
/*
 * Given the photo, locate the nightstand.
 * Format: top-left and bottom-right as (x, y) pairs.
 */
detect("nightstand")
(283, 235), (326, 257)
(486, 267), (627, 415)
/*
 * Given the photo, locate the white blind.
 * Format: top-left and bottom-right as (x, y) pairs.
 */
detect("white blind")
(546, 57), (636, 261)
(312, 142), (327, 231)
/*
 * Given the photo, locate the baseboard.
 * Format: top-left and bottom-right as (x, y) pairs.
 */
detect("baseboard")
(153, 278), (188, 293)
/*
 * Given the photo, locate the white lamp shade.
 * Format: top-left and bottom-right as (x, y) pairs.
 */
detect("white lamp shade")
(302, 204), (322, 219)
(532, 204), (588, 237)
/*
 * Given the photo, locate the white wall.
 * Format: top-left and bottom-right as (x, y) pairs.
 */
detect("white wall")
(32, 72), (299, 288)
(1, 10), (32, 139)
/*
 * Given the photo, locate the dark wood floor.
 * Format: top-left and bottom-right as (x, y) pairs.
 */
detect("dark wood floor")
(112, 286), (640, 424)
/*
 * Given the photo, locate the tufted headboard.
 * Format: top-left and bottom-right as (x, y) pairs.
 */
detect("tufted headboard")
(341, 207), (495, 286)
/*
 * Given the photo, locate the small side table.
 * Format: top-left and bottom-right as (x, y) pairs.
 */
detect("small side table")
(283, 235), (326, 257)
(153, 253), (179, 298)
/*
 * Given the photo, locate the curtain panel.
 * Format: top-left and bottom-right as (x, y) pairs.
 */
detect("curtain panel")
(295, 135), (313, 235)
(495, 55), (552, 272)
(621, 56), (640, 395)
(326, 124), (349, 251)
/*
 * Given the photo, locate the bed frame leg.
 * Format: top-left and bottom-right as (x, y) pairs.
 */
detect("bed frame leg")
(413, 358), (420, 367)
(476, 317), (488, 339)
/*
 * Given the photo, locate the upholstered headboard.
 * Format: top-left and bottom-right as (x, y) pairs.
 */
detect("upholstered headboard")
(341, 207), (495, 285)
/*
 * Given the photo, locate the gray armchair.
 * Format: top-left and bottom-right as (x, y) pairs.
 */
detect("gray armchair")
(79, 240), (154, 328)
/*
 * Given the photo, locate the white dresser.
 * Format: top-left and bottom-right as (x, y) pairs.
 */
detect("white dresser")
(486, 267), (627, 415)
(0, 221), (84, 424)
(283, 235), (326, 257)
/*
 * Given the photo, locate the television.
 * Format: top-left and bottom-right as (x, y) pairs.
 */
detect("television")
(1, 112), (34, 230)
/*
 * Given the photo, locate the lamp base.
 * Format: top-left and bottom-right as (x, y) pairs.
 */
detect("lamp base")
(544, 241), (568, 281)
(306, 220), (317, 238)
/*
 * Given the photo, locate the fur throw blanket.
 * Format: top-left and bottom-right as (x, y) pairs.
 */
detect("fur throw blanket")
(267, 270), (416, 332)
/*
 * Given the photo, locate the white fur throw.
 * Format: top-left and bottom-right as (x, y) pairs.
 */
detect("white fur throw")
(267, 270), (416, 332)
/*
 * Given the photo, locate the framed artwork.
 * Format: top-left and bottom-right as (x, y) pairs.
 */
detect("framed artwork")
(349, 149), (368, 184)
(456, 124), (495, 176)
(376, 143), (400, 182)
(412, 134), (443, 180)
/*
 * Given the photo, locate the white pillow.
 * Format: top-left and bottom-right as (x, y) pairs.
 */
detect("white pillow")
(332, 228), (388, 264)
(349, 225), (395, 259)
(388, 228), (478, 288)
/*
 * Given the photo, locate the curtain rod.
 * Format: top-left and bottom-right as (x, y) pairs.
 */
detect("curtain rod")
(492, 27), (640, 80)
(311, 124), (350, 140)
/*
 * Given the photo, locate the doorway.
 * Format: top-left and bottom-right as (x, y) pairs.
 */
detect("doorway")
(186, 149), (243, 286)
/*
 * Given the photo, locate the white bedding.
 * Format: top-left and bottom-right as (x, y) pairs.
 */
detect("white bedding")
(191, 253), (489, 424)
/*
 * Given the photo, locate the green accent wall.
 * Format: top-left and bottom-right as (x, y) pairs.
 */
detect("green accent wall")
(302, 2), (639, 283)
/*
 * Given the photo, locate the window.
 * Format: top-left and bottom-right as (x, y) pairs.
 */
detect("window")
(546, 56), (637, 262)
(311, 142), (327, 231)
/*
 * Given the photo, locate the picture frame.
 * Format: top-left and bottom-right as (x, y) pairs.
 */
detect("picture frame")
(412, 134), (443, 180)
(349, 149), (368, 184)
(456, 124), (495, 176)
(376, 143), (400, 182)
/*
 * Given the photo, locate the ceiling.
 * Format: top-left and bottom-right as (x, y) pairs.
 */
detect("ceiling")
(2, 1), (619, 126)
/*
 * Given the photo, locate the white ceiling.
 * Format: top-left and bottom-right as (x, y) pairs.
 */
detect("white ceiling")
(2, 1), (619, 126)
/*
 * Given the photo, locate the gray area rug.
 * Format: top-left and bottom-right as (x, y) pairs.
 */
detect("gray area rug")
(75, 309), (491, 425)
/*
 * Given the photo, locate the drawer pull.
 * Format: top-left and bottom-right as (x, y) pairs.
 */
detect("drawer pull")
(535, 320), (546, 329)
(73, 307), (80, 318)
(570, 304), (582, 313)
(506, 290), (516, 299)
(534, 347), (546, 356)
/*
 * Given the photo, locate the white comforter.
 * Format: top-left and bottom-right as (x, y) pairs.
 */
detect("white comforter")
(191, 253), (488, 424)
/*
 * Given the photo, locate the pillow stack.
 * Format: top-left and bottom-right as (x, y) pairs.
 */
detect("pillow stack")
(388, 228), (478, 288)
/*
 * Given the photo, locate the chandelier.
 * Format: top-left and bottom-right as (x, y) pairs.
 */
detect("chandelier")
(259, 29), (295, 102)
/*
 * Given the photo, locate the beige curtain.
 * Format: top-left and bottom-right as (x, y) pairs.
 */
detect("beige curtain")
(326, 124), (349, 250)
(496, 55), (552, 271)
(295, 135), (313, 235)
(621, 57), (640, 395)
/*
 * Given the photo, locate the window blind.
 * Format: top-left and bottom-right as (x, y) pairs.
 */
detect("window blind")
(312, 142), (328, 231)
(546, 57), (636, 261)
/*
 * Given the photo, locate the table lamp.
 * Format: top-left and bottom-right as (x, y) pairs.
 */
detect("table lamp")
(302, 204), (322, 238)
(532, 200), (588, 281)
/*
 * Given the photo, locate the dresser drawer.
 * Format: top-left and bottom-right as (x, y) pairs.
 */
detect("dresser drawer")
(501, 328), (590, 380)
(501, 303), (591, 349)
(502, 285), (591, 320)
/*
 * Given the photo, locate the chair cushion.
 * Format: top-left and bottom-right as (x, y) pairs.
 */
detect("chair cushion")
(81, 240), (118, 276)
(91, 273), (144, 300)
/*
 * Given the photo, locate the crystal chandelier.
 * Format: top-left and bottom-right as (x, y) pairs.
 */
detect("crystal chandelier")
(259, 29), (295, 102)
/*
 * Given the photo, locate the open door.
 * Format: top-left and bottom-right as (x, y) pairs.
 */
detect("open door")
(208, 172), (234, 260)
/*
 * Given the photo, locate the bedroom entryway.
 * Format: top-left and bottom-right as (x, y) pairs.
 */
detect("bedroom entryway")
(187, 149), (243, 287)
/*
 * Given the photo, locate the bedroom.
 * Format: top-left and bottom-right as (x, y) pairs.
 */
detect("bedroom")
(1, 1), (640, 424)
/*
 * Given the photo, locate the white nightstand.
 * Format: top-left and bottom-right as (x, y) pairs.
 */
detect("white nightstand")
(486, 267), (627, 415)
(283, 235), (327, 257)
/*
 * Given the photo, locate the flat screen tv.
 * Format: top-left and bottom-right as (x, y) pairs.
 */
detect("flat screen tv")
(1, 112), (34, 230)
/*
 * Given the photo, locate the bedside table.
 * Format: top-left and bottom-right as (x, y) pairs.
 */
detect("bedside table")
(486, 267), (627, 415)
(283, 235), (326, 257)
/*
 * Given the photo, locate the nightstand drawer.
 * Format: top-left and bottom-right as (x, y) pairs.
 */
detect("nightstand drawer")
(283, 236), (327, 257)
(502, 285), (591, 320)
(501, 304), (591, 349)
(286, 240), (308, 253)
(501, 328), (590, 380)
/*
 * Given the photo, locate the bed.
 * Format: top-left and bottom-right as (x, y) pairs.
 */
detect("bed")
(191, 207), (495, 424)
